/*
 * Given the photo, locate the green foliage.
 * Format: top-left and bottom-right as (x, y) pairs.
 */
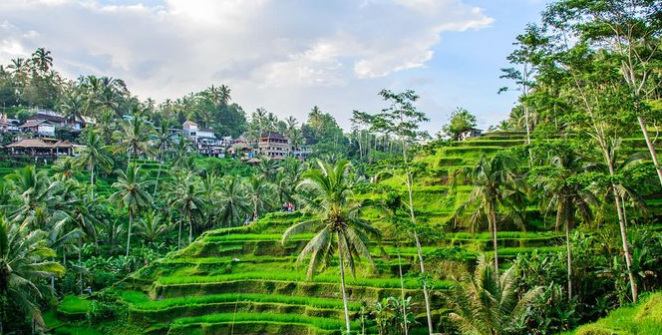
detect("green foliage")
(440, 107), (478, 141)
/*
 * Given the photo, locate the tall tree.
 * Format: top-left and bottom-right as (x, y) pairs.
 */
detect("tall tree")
(282, 160), (380, 335)
(455, 153), (526, 273)
(110, 164), (153, 257)
(0, 216), (65, 333)
(113, 112), (155, 165)
(74, 129), (113, 198)
(501, 23), (550, 145)
(545, 0), (662, 190)
(372, 89), (434, 334)
(441, 107), (478, 141)
(529, 144), (595, 299)
(217, 176), (249, 227)
(166, 171), (206, 248)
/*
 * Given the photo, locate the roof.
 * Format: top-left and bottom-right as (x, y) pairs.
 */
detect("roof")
(53, 141), (74, 148)
(8, 138), (55, 148)
(231, 142), (250, 151)
(6, 138), (73, 149)
(26, 110), (66, 123)
(183, 121), (198, 127)
(260, 132), (287, 141)
(19, 120), (52, 128)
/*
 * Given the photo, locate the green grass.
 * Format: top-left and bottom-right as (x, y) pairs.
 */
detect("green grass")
(204, 233), (314, 242)
(130, 293), (362, 311)
(560, 293), (662, 335)
(58, 295), (92, 315)
(172, 312), (360, 331)
(155, 272), (446, 289)
(53, 326), (103, 335)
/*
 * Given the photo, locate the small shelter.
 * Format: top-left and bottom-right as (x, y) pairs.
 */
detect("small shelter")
(6, 138), (74, 156)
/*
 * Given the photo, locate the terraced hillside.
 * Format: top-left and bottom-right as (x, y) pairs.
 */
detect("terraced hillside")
(46, 131), (662, 334)
(47, 210), (570, 335)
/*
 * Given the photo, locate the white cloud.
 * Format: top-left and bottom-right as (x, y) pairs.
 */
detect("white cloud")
(0, 0), (494, 129)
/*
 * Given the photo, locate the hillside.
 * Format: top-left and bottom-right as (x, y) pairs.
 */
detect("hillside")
(44, 132), (662, 335)
(560, 293), (662, 335)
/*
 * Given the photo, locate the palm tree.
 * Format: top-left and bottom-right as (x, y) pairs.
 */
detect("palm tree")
(58, 90), (86, 125)
(246, 175), (274, 219)
(454, 153), (525, 273)
(166, 171), (206, 248)
(200, 172), (220, 228)
(109, 164), (153, 257)
(137, 210), (170, 247)
(74, 129), (113, 197)
(0, 216), (65, 333)
(217, 176), (249, 227)
(95, 110), (116, 145)
(285, 116), (298, 136)
(61, 189), (100, 294)
(31, 48), (53, 74)
(530, 148), (595, 299)
(52, 156), (77, 180)
(6, 166), (55, 229)
(282, 159), (380, 335)
(446, 254), (542, 335)
(153, 121), (173, 193)
(113, 112), (155, 165)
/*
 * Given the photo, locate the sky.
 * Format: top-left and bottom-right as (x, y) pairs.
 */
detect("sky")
(0, 0), (550, 133)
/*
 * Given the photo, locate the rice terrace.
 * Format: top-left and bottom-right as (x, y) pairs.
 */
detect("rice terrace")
(1, 1), (662, 335)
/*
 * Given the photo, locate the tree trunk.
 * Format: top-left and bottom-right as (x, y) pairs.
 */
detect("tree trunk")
(564, 198), (573, 300)
(153, 160), (163, 194)
(338, 245), (351, 335)
(523, 65), (531, 145)
(178, 219), (183, 249)
(607, 158), (638, 303)
(126, 209), (133, 257)
(90, 164), (95, 199)
(188, 209), (193, 245)
(489, 202), (499, 274)
(621, 195), (629, 227)
(395, 227), (408, 335)
(401, 137), (433, 334)
(637, 116), (662, 188)
(78, 238), (83, 295)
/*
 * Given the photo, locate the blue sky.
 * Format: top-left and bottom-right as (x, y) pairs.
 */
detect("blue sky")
(0, 0), (549, 133)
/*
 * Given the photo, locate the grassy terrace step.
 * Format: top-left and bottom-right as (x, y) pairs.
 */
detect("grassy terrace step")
(164, 313), (362, 335)
(131, 293), (363, 311)
(128, 293), (362, 326)
(453, 140), (525, 147)
(155, 272), (440, 289)
(152, 278), (431, 301)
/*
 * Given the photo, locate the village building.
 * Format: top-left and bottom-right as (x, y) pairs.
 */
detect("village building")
(258, 132), (289, 159)
(19, 119), (56, 137)
(182, 121), (224, 157)
(5, 138), (76, 156)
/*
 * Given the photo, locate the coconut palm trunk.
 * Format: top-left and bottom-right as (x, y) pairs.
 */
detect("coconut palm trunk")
(126, 208), (133, 257)
(564, 198), (573, 300)
(488, 201), (499, 273)
(90, 164), (95, 198)
(78, 238), (83, 295)
(153, 161), (163, 194)
(338, 242), (351, 335)
(637, 117), (662, 187)
(188, 208), (193, 245)
(178, 218), (183, 249)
